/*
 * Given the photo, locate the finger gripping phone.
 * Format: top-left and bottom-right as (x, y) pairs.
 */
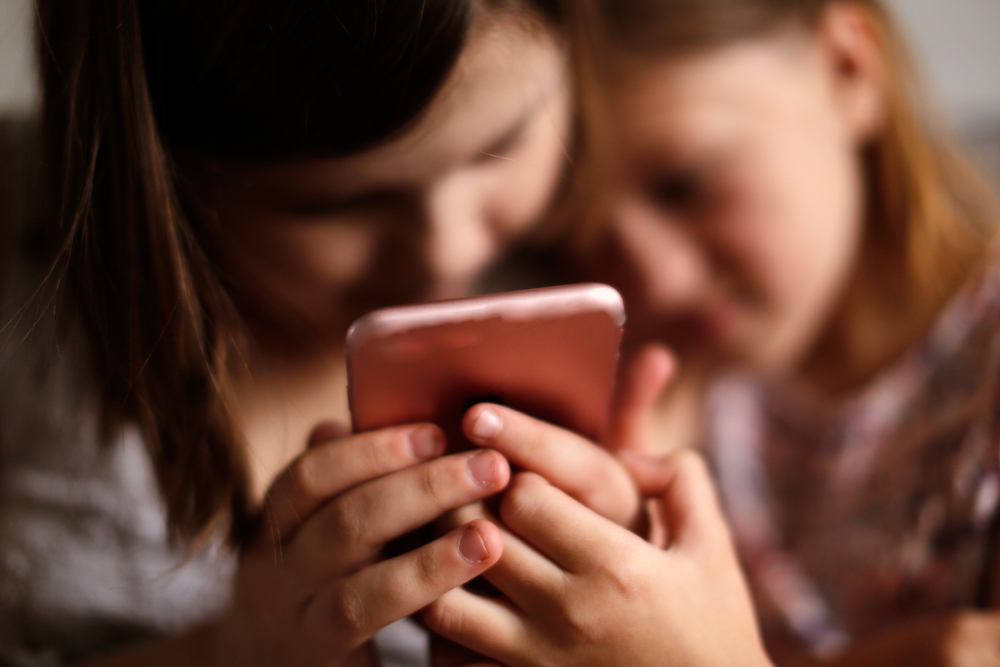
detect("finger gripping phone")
(346, 284), (625, 448)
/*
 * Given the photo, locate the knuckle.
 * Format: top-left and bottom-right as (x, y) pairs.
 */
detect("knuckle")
(516, 470), (548, 489)
(606, 556), (643, 600)
(419, 461), (451, 507)
(328, 583), (371, 642)
(422, 597), (463, 636)
(500, 474), (544, 525)
(361, 428), (411, 471)
(288, 455), (322, 500)
(586, 531), (633, 575)
(561, 601), (605, 643)
(413, 541), (447, 591)
(560, 562), (640, 645)
(579, 457), (630, 517)
(324, 495), (366, 545)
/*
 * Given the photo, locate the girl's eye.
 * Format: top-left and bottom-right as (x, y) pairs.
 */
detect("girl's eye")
(652, 170), (704, 210)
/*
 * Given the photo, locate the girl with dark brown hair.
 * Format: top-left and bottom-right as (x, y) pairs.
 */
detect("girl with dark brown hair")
(1, 0), (786, 664)
(7, 0), (916, 667)
(0, 0), (735, 664)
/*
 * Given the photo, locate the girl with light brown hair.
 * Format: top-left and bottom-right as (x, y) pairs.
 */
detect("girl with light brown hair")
(422, 0), (1000, 666)
(578, 0), (1000, 664)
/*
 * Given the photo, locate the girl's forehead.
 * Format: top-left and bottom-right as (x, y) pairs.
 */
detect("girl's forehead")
(608, 40), (824, 133)
(376, 19), (567, 162)
(308, 27), (564, 186)
(614, 38), (817, 102)
(207, 20), (568, 198)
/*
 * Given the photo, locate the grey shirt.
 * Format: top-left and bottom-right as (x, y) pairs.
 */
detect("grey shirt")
(0, 119), (427, 667)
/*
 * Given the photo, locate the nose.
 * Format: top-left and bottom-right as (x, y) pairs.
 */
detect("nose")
(610, 198), (711, 311)
(421, 171), (498, 300)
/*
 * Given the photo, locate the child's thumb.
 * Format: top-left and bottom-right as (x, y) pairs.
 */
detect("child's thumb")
(607, 344), (674, 453)
(621, 449), (729, 549)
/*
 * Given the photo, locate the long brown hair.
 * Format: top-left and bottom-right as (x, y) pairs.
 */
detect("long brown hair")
(572, 0), (999, 383)
(36, 0), (561, 544)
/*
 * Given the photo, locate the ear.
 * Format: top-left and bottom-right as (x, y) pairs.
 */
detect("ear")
(815, 2), (888, 143)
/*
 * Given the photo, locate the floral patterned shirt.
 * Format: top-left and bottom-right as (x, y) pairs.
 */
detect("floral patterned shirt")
(708, 258), (1000, 660)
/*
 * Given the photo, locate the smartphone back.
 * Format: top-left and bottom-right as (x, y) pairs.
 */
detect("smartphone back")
(346, 284), (624, 448)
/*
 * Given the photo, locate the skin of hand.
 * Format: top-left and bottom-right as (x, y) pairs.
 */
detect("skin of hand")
(786, 611), (1000, 667)
(427, 345), (678, 667)
(458, 345), (677, 532)
(203, 423), (511, 667)
(422, 450), (774, 667)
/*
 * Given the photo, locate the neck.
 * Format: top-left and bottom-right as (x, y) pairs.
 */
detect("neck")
(229, 337), (351, 502)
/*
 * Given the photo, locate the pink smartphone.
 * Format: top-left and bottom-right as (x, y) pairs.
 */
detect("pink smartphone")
(346, 283), (625, 448)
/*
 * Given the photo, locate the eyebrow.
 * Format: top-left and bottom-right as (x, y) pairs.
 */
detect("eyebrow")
(477, 96), (543, 161)
(265, 92), (555, 212)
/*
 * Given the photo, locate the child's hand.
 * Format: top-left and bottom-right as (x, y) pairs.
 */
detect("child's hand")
(460, 345), (676, 531)
(208, 424), (510, 667)
(460, 403), (643, 528)
(427, 346), (675, 667)
(423, 450), (773, 667)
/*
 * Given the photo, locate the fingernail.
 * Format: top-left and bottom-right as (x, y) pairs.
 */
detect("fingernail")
(467, 451), (497, 487)
(409, 427), (441, 460)
(458, 525), (490, 563)
(472, 408), (502, 440)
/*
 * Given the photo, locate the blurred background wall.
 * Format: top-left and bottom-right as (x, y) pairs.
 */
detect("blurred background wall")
(0, 0), (36, 117)
(888, 0), (1000, 186)
(0, 0), (996, 183)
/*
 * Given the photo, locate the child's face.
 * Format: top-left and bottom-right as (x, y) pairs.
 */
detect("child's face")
(599, 35), (878, 373)
(196, 19), (568, 341)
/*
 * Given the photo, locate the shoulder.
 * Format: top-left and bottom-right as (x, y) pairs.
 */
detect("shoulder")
(0, 324), (237, 662)
(0, 118), (237, 661)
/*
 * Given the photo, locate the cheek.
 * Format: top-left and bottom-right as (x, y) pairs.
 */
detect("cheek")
(217, 212), (378, 316)
(725, 125), (863, 365)
(487, 106), (568, 239)
(260, 224), (373, 284)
